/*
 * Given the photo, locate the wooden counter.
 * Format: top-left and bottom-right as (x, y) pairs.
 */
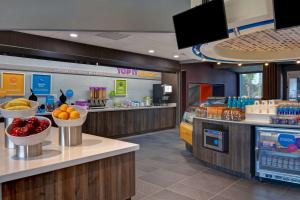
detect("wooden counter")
(82, 106), (176, 138)
(193, 117), (255, 178)
(36, 105), (176, 138)
(0, 125), (139, 200)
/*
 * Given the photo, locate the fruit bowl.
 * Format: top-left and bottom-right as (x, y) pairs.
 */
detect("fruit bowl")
(0, 99), (39, 118)
(52, 105), (88, 127)
(5, 116), (52, 146)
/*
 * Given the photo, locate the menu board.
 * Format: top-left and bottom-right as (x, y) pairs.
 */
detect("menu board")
(31, 73), (52, 95)
(115, 79), (127, 96)
(1, 72), (25, 96)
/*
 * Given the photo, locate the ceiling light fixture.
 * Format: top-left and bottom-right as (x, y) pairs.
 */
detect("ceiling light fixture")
(297, 60), (300, 64)
(238, 63), (242, 67)
(173, 55), (179, 58)
(264, 63), (269, 66)
(70, 33), (78, 38)
(148, 49), (155, 54)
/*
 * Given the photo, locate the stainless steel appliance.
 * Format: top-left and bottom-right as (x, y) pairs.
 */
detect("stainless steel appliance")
(153, 84), (172, 105)
(256, 127), (300, 184)
(203, 129), (228, 152)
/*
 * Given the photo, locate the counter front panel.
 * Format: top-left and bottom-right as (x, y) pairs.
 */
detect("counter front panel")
(193, 118), (254, 178)
(82, 107), (176, 138)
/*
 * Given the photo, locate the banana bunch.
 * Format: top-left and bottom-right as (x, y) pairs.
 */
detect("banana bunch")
(3, 98), (31, 110)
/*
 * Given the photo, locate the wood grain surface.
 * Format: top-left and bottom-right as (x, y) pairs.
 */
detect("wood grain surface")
(2, 152), (135, 200)
(193, 118), (254, 178)
(82, 108), (176, 138)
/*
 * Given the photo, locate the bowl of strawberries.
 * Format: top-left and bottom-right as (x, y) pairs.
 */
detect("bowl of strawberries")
(5, 116), (52, 146)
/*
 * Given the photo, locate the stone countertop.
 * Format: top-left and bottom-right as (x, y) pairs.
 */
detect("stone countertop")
(194, 117), (300, 129)
(0, 124), (139, 183)
(36, 104), (177, 116)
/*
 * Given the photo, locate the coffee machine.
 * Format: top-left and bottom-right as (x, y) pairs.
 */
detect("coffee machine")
(153, 84), (172, 105)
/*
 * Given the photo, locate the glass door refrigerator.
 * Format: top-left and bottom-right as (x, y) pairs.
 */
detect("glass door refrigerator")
(256, 127), (300, 184)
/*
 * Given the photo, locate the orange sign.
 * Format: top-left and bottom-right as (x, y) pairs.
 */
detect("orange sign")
(2, 72), (25, 96)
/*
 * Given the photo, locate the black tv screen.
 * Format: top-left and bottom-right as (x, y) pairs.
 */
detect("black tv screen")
(173, 0), (228, 49)
(273, 0), (300, 30)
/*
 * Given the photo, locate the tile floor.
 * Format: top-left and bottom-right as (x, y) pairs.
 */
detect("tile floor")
(123, 129), (300, 200)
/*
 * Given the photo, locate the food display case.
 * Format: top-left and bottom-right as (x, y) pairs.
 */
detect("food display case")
(180, 108), (197, 152)
(256, 127), (300, 184)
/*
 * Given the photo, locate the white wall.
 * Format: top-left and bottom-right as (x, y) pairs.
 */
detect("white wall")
(0, 56), (161, 104)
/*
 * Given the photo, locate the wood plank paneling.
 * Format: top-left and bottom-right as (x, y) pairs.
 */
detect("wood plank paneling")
(82, 108), (176, 138)
(2, 152), (135, 200)
(193, 118), (254, 178)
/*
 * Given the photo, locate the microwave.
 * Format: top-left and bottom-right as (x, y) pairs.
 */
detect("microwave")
(203, 129), (228, 152)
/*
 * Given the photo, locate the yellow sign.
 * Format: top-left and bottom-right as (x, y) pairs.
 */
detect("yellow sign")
(137, 71), (160, 78)
(0, 88), (6, 98)
(2, 72), (25, 96)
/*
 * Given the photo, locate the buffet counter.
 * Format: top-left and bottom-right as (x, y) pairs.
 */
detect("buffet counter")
(38, 104), (177, 138)
(193, 117), (300, 179)
(0, 124), (139, 199)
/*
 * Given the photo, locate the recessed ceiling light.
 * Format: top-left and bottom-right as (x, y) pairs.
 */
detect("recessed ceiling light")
(70, 33), (78, 38)
(297, 60), (300, 64)
(173, 55), (179, 58)
(238, 63), (242, 67)
(148, 49), (155, 54)
(217, 62), (221, 65)
(264, 63), (269, 66)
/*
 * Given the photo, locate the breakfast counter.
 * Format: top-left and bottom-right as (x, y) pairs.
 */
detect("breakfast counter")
(193, 117), (300, 179)
(38, 104), (177, 138)
(0, 124), (139, 199)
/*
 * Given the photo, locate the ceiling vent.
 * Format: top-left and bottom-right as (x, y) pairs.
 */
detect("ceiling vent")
(95, 32), (130, 40)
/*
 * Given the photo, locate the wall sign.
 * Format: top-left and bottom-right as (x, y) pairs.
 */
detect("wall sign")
(1, 72), (25, 96)
(117, 68), (161, 79)
(115, 79), (127, 96)
(31, 74), (52, 95)
(66, 89), (74, 98)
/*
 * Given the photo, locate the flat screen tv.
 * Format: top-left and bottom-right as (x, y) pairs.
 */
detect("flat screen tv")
(273, 0), (300, 30)
(173, 0), (228, 49)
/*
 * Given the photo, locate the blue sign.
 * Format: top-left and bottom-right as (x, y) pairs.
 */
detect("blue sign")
(66, 89), (74, 98)
(46, 95), (55, 105)
(32, 74), (52, 95)
(278, 134), (296, 147)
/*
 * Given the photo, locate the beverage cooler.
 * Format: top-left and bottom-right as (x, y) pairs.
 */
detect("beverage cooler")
(256, 127), (300, 184)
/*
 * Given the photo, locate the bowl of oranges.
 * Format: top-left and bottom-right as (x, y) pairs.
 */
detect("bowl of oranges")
(52, 104), (88, 127)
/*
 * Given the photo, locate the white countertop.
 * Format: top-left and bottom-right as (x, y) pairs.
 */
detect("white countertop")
(36, 104), (176, 116)
(195, 117), (300, 129)
(0, 124), (139, 183)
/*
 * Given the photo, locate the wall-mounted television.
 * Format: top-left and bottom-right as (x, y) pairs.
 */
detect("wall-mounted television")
(173, 0), (228, 49)
(273, 0), (300, 30)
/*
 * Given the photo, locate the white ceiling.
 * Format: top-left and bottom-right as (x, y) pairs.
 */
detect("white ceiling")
(21, 31), (199, 62)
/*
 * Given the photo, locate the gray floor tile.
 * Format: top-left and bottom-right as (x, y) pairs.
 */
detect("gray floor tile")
(180, 171), (239, 194)
(210, 196), (232, 200)
(124, 129), (300, 200)
(136, 162), (159, 173)
(139, 169), (187, 188)
(133, 191), (147, 200)
(136, 179), (163, 196)
(149, 190), (195, 200)
(226, 179), (290, 200)
(168, 183), (214, 200)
